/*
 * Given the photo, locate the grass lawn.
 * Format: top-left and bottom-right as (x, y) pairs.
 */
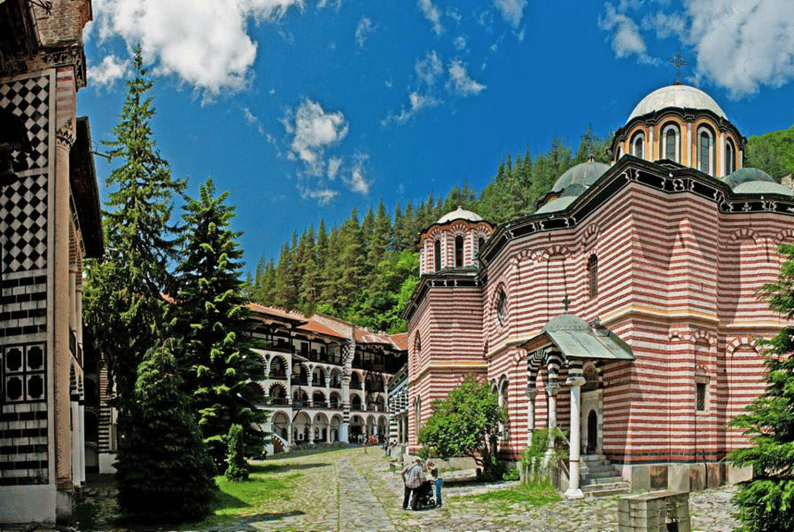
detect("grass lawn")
(455, 482), (562, 513)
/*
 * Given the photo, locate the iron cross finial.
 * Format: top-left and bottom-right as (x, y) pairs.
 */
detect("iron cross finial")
(562, 295), (571, 312)
(668, 51), (687, 84)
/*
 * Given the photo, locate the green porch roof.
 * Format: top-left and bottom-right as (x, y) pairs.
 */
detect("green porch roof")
(541, 313), (634, 361)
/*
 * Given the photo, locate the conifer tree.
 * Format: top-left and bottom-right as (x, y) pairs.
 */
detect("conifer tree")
(171, 178), (266, 467)
(83, 48), (185, 448)
(729, 243), (794, 532)
(299, 226), (320, 313)
(115, 339), (216, 523)
(391, 202), (404, 251)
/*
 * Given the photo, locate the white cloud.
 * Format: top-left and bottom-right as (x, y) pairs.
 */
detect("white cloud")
(418, 0), (444, 36)
(283, 98), (349, 175)
(492, 0), (527, 29)
(87, 54), (129, 88)
(447, 59), (486, 96)
(446, 7), (462, 25)
(454, 35), (468, 51)
(242, 107), (264, 135)
(299, 185), (339, 205)
(382, 91), (441, 125)
(415, 50), (444, 87)
(641, 11), (686, 39)
(600, 0), (794, 98)
(598, 3), (658, 65)
(88, 0), (310, 96)
(355, 16), (376, 48)
(345, 154), (371, 195)
(683, 0), (794, 97)
(327, 157), (342, 179)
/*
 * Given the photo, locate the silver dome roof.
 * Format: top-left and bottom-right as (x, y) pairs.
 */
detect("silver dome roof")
(627, 84), (727, 124)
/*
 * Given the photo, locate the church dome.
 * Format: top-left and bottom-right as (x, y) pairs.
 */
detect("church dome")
(551, 159), (610, 193)
(722, 167), (775, 189)
(627, 84), (727, 124)
(437, 206), (483, 224)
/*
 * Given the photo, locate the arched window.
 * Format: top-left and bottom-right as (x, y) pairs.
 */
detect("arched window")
(587, 254), (598, 299)
(496, 289), (507, 326)
(663, 124), (679, 162)
(455, 235), (464, 267)
(434, 239), (441, 271)
(478, 237), (485, 256)
(698, 128), (714, 175)
(632, 132), (645, 159)
(725, 139), (735, 175)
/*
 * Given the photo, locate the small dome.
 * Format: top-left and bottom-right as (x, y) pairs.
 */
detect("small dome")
(627, 84), (727, 124)
(437, 206), (483, 224)
(535, 196), (577, 215)
(551, 159), (610, 193)
(734, 181), (793, 196)
(722, 167), (776, 189)
(543, 312), (590, 334)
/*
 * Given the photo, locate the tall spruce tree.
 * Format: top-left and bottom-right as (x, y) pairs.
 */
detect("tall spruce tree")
(729, 243), (794, 532)
(83, 48), (186, 456)
(115, 339), (216, 523)
(171, 178), (266, 466)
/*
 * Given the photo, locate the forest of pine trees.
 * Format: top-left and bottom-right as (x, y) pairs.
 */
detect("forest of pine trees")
(248, 127), (612, 332)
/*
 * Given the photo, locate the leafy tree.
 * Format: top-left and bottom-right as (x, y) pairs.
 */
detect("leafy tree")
(225, 424), (250, 481)
(418, 375), (507, 477)
(83, 47), (185, 446)
(171, 178), (266, 467)
(115, 339), (216, 523)
(357, 251), (419, 333)
(729, 243), (794, 532)
(746, 126), (794, 180)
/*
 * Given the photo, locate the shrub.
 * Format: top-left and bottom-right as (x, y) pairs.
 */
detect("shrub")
(225, 424), (250, 481)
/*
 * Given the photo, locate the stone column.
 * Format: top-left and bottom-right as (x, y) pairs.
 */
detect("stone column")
(55, 125), (75, 498)
(719, 131), (726, 177)
(526, 387), (538, 446)
(565, 372), (586, 500)
(544, 374), (559, 463)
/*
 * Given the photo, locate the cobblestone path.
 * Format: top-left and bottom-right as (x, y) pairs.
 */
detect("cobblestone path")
(14, 447), (740, 532)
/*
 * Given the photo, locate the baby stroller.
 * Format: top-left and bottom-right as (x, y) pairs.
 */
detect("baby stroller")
(413, 480), (436, 510)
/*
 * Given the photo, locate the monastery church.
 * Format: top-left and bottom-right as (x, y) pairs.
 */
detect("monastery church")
(403, 83), (794, 498)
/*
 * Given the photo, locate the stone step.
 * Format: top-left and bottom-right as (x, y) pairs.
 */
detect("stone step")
(582, 475), (624, 485)
(582, 482), (631, 498)
(587, 468), (621, 478)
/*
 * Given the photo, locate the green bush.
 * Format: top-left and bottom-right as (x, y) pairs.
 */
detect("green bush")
(225, 424), (250, 481)
(502, 467), (520, 481)
(521, 428), (568, 485)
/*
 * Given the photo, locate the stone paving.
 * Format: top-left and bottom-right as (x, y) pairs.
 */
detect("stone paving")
(5, 447), (740, 532)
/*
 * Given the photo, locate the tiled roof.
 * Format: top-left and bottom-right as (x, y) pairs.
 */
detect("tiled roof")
(390, 332), (408, 351)
(247, 303), (307, 325)
(298, 318), (347, 339)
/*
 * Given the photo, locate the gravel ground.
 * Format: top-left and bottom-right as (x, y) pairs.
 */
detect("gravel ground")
(4, 447), (739, 532)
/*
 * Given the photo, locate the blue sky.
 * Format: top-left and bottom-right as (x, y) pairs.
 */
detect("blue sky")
(78, 0), (794, 271)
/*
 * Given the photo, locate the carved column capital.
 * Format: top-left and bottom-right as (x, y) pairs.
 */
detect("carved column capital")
(56, 121), (75, 149)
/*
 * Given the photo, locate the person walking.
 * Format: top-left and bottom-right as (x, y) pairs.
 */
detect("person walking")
(426, 461), (443, 508)
(401, 458), (425, 510)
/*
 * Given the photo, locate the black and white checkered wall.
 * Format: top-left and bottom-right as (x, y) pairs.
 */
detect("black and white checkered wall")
(0, 70), (52, 486)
